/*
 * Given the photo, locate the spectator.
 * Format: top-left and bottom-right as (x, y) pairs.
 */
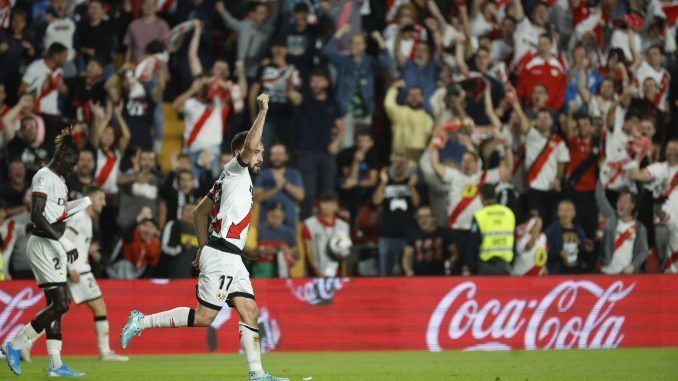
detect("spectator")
(600, 100), (639, 199)
(563, 112), (599, 237)
(65, 56), (109, 122)
(36, 0), (76, 72)
(66, 149), (95, 200)
(123, 0), (170, 62)
(384, 79), (433, 164)
(0, 201), (29, 280)
(466, 184), (516, 275)
(0, 160), (28, 217)
(158, 170), (199, 230)
(635, 45), (670, 112)
(1, 93), (38, 147)
(116, 149), (160, 232)
(289, 70), (343, 219)
(159, 202), (198, 278)
(427, 132), (513, 270)
(595, 182), (648, 274)
(337, 131), (378, 220)
(456, 47), (506, 125)
(511, 0), (549, 74)
(249, 40), (301, 151)
(112, 207), (161, 279)
(253, 143), (305, 233)
(283, 2), (323, 80)
(517, 34), (566, 111)
(323, 24), (391, 148)
(119, 52), (166, 150)
(90, 101), (131, 196)
(6, 116), (49, 176)
(400, 43), (439, 112)
(215, 0), (278, 80)
(302, 191), (350, 277)
(512, 215), (548, 276)
(372, 152), (420, 276)
(75, 0), (115, 68)
(173, 76), (224, 176)
(565, 45), (602, 113)
(246, 202), (298, 279)
(20, 42), (68, 149)
(519, 108), (570, 224)
(544, 200), (589, 274)
(402, 205), (455, 276)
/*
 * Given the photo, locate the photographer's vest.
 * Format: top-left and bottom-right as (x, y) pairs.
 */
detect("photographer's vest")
(473, 204), (516, 263)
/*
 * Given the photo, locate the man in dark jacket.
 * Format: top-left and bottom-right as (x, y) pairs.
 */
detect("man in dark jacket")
(544, 200), (589, 274)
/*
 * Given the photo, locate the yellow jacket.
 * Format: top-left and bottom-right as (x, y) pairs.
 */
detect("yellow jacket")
(384, 87), (433, 163)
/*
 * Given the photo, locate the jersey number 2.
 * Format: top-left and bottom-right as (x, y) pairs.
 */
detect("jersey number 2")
(226, 210), (252, 239)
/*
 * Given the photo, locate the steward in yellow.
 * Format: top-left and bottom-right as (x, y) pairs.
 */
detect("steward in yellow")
(466, 184), (515, 275)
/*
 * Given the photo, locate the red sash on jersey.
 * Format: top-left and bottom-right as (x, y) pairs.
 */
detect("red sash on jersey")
(664, 171), (678, 198)
(448, 171), (487, 227)
(527, 135), (563, 185)
(95, 152), (117, 186)
(1, 220), (15, 251)
(664, 251), (678, 273)
(185, 106), (213, 148)
(525, 265), (543, 276)
(35, 72), (61, 113)
(612, 224), (636, 255)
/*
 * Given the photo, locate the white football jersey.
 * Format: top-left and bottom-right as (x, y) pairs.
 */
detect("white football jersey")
(525, 128), (570, 191)
(94, 148), (121, 194)
(635, 61), (670, 111)
(601, 220), (636, 274)
(183, 97), (223, 152)
(442, 167), (500, 230)
(22, 59), (63, 115)
(207, 156), (253, 253)
(643, 161), (678, 200)
(65, 210), (93, 273)
(662, 200), (678, 273)
(31, 167), (68, 224)
(512, 232), (548, 276)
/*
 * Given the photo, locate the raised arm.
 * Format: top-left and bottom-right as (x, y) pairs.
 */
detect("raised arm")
(428, 142), (448, 181)
(89, 102), (110, 148)
(2, 94), (33, 142)
(215, 1), (243, 31)
(595, 180), (615, 218)
(498, 143), (514, 182)
(188, 20), (203, 77)
(114, 101), (132, 153)
(240, 93), (269, 165)
(173, 77), (206, 112)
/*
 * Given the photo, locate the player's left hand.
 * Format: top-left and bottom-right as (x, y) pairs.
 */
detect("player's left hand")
(192, 248), (202, 269)
(69, 270), (80, 283)
(67, 249), (78, 264)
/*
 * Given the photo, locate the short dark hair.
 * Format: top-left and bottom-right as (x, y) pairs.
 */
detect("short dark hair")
(293, 2), (309, 13)
(480, 183), (496, 201)
(46, 42), (68, 57)
(231, 130), (249, 154)
(538, 33), (551, 42)
(145, 40), (165, 55)
(88, 55), (107, 69)
(574, 111), (592, 123)
(624, 109), (641, 121)
(177, 169), (194, 180)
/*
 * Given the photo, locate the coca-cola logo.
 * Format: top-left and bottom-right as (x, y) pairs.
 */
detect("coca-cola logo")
(286, 278), (349, 306)
(0, 287), (44, 346)
(426, 280), (635, 351)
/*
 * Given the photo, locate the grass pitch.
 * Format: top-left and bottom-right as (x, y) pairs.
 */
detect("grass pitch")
(5, 348), (677, 380)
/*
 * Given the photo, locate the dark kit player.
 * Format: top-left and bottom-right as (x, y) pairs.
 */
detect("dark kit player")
(119, 94), (289, 381)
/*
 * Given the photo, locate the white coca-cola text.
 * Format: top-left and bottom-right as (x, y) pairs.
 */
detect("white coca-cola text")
(426, 280), (634, 351)
(0, 287), (44, 345)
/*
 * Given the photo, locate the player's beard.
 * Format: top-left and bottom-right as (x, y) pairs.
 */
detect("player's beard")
(248, 164), (262, 178)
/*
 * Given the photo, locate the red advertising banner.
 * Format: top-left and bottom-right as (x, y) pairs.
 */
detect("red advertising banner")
(1, 275), (677, 355)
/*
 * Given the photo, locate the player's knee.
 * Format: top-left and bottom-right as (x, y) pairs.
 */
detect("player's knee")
(194, 307), (218, 326)
(53, 300), (70, 315)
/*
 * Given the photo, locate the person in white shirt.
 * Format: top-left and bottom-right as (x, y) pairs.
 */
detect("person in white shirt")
(21, 43), (68, 117)
(595, 182), (648, 274)
(635, 45), (671, 112)
(40, 0), (76, 64)
(518, 108), (570, 224)
(630, 139), (678, 270)
(510, 0), (549, 73)
(600, 98), (641, 198)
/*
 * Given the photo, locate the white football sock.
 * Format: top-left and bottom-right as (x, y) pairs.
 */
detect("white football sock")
(239, 322), (264, 378)
(141, 307), (195, 329)
(10, 321), (42, 350)
(94, 317), (111, 355)
(46, 339), (63, 369)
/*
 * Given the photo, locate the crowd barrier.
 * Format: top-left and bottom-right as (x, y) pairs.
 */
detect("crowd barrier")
(1, 275), (677, 355)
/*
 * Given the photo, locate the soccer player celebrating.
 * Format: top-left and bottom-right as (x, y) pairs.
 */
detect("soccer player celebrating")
(120, 94), (288, 381)
(2, 127), (84, 377)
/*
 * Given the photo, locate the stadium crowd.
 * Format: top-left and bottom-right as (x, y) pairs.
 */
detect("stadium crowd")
(0, 0), (677, 280)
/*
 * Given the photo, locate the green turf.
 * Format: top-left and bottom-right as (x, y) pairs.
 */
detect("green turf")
(5, 348), (678, 380)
